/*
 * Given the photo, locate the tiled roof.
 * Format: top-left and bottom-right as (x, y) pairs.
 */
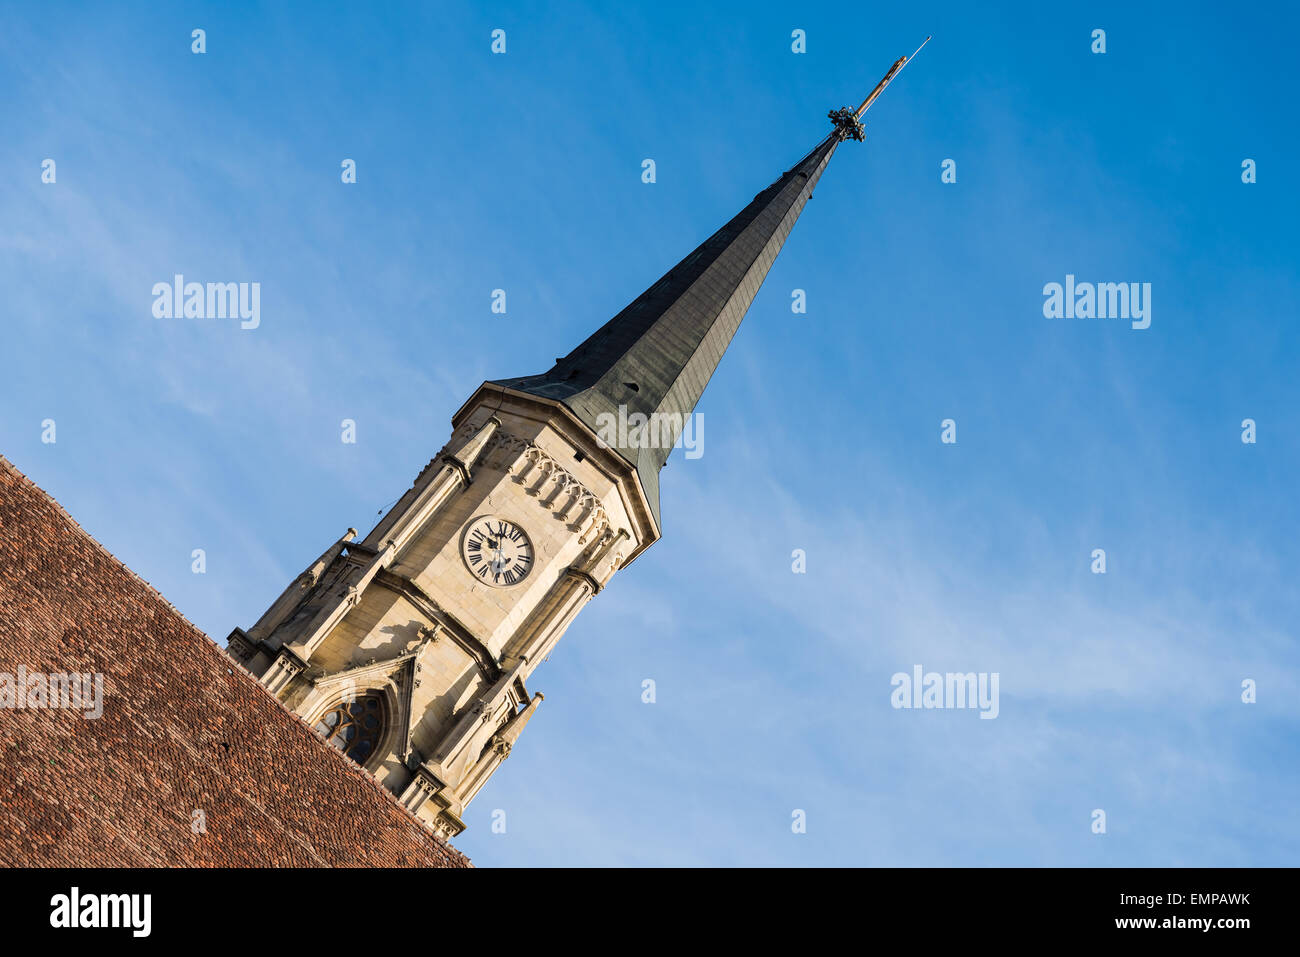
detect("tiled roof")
(0, 455), (470, 867)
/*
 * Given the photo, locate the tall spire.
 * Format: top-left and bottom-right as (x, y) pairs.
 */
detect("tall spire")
(227, 44), (929, 841)
(492, 43), (928, 527)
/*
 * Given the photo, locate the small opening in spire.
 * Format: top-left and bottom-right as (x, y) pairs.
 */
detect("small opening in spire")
(624, 382), (640, 392)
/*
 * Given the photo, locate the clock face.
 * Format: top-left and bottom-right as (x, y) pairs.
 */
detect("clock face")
(461, 517), (534, 587)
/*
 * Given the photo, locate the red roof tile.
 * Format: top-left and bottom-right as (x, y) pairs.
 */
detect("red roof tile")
(0, 456), (470, 867)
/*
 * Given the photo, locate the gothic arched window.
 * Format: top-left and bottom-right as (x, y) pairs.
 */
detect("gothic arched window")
(314, 693), (385, 765)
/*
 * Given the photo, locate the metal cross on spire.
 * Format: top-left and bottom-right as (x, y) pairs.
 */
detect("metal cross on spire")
(829, 36), (931, 141)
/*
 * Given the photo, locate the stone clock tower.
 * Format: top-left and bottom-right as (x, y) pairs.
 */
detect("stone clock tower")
(225, 47), (923, 839)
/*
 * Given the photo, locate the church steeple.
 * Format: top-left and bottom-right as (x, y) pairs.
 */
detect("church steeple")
(490, 38), (929, 528)
(227, 46), (927, 840)
(490, 134), (838, 529)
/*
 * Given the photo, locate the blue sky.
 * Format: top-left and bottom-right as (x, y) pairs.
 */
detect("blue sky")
(2, 1), (1297, 865)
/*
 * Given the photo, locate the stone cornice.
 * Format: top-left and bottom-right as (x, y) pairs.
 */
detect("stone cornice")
(450, 384), (659, 562)
(481, 427), (614, 546)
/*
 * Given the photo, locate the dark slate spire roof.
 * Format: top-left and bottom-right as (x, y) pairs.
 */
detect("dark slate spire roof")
(492, 130), (843, 527)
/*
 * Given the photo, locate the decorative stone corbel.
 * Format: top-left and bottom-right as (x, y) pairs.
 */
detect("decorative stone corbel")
(261, 647), (307, 697)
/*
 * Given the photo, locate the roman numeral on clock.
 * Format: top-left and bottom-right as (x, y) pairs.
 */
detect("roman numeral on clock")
(464, 518), (531, 586)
